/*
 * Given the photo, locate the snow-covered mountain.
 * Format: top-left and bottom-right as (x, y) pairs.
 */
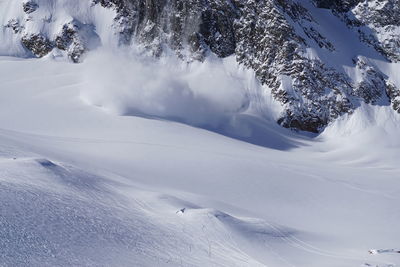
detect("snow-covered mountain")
(0, 1), (400, 267)
(1, 0), (399, 132)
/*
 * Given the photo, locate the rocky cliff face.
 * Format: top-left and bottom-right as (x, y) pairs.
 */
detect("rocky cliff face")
(317, 0), (400, 62)
(2, 0), (102, 63)
(315, 0), (400, 117)
(1, 0), (399, 132)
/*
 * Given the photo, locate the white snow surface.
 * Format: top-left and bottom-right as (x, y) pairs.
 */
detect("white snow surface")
(0, 53), (399, 267)
(0, 0), (400, 266)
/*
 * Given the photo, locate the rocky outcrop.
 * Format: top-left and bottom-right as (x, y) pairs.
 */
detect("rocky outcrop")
(5, 19), (23, 33)
(353, 56), (390, 105)
(233, 0), (354, 132)
(55, 21), (91, 63)
(21, 34), (53, 57)
(317, 0), (400, 63)
(314, 0), (361, 11)
(20, 25), (88, 62)
(22, 0), (39, 14)
(351, 1), (400, 63)
(387, 82), (400, 113)
(8, 1), (99, 62)
(94, 0), (238, 60)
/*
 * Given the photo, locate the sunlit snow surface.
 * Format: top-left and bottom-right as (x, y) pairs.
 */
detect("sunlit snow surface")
(0, 54), (399, 267)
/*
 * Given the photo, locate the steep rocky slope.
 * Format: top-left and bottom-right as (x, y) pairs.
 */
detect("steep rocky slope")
(1, 0), (399, 132)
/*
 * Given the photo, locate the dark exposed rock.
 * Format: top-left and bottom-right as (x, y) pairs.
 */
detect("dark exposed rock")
(351, 0), (400, 63)
(55, 22), (87, 63)
(94, 0), (238, 60)
(303, 26), (335, 51)
(232, 0), (354, 132)
(386, 82), (400, 113)
(314, 0), (361, 12)
(5, 19), (23, 33)
(21, 34), (54, 58)
(318, 0), (400, 63)
(22, 1), (39, 14)
(278, 112), (328, 133)
(353, 56), (389, 105)
(55, 26), (76, 51)
(20, 24), (87, 62)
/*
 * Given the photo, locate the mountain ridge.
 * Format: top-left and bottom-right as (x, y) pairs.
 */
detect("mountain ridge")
(1, 0), (399, 132)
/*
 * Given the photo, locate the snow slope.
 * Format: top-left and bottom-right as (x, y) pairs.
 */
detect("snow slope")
(0, 53), (400, 267)
(0, 1), (399, 266)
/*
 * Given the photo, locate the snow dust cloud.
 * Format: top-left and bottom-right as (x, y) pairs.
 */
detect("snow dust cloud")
(81, 49), (252, 128)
